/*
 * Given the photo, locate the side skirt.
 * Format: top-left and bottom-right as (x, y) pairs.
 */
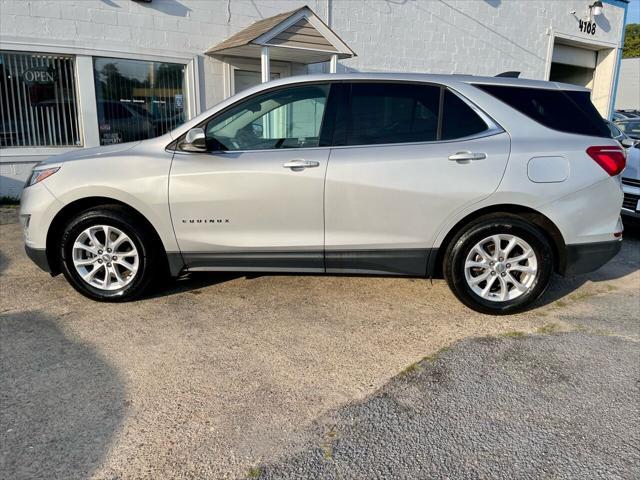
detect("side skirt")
(325, 249), (433, 276)
(182, 251), (325, 273)
(181, 249), (438, 277)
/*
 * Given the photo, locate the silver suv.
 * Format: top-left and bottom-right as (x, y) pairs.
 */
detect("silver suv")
(20, 73), (625, 314)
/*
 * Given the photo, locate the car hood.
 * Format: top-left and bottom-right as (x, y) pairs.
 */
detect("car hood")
(40, 141), (141, 165)
(624, 146), (640, 180)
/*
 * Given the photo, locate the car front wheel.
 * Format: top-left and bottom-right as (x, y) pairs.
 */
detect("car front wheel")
(444, 215), (554, 315)
(59, 206), (160, 301)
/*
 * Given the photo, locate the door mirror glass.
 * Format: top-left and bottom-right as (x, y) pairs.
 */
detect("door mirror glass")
(181, 127), (206, 152)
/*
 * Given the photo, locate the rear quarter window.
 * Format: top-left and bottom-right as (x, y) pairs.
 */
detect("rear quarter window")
(474, 84), (610, 138)
(441, 90), (489, 140)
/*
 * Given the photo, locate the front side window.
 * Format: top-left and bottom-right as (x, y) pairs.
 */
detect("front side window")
(0, 51), (81, 148)
(206, 84), (330, 151)
(94, 57), (186, 145)
(346, 83), (440, 146)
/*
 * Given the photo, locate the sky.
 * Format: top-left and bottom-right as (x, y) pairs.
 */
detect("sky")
(627, 0), (640, 24)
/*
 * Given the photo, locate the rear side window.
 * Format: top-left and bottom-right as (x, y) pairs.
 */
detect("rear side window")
(347, 83), (440, 145)
(475, 84), (610, 138)
(441, 90), (489, 140)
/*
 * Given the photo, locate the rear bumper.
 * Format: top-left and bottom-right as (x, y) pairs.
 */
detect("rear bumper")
(561, 240), (622, 276)
(25, 245), (51, 273)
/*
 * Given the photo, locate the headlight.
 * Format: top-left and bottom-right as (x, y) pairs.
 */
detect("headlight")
(25, 167), (60, 188)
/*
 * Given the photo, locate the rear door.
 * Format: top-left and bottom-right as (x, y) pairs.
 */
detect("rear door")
(324, 83), (511, 275)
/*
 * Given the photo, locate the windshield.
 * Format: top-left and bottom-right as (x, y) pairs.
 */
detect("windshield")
(618, 121), (640, 138)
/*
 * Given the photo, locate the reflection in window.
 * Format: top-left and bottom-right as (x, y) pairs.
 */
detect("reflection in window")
(206, 84), (329, 151)
(0, 51), (81, 147)
(347, 83), (440, 146)
(94, 58), (186, 145)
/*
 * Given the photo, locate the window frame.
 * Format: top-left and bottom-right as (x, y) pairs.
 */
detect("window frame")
(170, 80), (504, 154)
(333, 81), (504, 149)
(1, 43), (196, 161)
(93, 56), (188, 145)
(0, 50), (83, 151)
(473, 83), (611, 138)
(172, 81), (338, 154)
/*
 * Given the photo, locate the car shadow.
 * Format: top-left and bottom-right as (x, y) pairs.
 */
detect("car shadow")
(148, 222), (640, 309)
(0, 311), (126, 480)
(535, 220), (640, 307)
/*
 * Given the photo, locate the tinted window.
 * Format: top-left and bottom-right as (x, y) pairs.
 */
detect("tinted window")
(206, 84), (329, 151)
(347, 83), (440, 146)
(475, 84), (610, 138)
(441, 90), (488, 140)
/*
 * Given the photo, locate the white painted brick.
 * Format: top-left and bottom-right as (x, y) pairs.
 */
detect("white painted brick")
(104, 24), (132, 43)
(76, 20), (106, 39)
(0, 13), (17, 35)
(13, 15), (47, 36)
(45, 18), (77, 37)
(0, 0), (29, 16)
(117, 12), (154, 29)
(61, 5), (92, 22)
(89, 8), (117, 25)
(30, 0), (61, 19)
(154, 15), (178, 32)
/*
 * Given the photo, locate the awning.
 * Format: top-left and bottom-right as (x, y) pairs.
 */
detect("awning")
(205, 6), (355, 66)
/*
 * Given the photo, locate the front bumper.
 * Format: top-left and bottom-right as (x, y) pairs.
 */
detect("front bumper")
(561, 240), (622, 276)
(25, 245), (51, 273)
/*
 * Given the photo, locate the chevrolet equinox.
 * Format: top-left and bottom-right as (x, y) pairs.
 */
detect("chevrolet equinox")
(20, 73), (625, 314)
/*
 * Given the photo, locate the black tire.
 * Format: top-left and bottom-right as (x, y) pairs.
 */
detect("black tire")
(59, 205), (162, 302)
(443, 214), (553, 315)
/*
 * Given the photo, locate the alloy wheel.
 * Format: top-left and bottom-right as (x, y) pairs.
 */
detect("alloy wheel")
(464, 234), (538, 302)
(72, 225), (139, 291)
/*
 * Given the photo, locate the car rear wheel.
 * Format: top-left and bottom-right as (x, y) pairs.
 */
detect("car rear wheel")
(59, 206), (161, 301)
(444, 214), (553, 315)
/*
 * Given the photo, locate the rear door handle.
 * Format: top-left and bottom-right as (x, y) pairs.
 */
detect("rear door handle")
(448, 151), (487, 162)
(283, 159), (320, 169)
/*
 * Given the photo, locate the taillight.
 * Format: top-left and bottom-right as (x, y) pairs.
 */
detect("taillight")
(586, 146), (626, 176)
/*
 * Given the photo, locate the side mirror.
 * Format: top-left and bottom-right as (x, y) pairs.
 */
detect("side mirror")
(181, 127), (206, 152)
(621, 137), (638, 149)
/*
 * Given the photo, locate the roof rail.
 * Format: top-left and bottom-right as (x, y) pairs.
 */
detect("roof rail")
(495, 71), (520, 78)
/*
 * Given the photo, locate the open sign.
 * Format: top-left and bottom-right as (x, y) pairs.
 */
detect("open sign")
(22, 67), (57, 85)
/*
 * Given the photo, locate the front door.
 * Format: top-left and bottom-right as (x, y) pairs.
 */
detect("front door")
(169, 83), (332, 271)
(324, 83), (511, 275)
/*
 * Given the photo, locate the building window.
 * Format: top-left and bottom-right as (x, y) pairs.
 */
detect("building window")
(0, 51), (81, 148)
(93, 57), (186, 145)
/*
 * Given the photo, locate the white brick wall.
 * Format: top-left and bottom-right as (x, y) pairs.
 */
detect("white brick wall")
(0, 0), (628, 197)
(0, 0), (626, 90)
(331, 0), (625, 78)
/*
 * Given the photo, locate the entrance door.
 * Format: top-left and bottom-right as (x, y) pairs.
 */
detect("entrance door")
(169, 83), (332, 271)
(234, 69), (280, 93)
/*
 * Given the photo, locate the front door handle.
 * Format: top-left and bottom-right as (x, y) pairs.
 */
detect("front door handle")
(283, 159), (320, 169)
(448, 151), (487, 162)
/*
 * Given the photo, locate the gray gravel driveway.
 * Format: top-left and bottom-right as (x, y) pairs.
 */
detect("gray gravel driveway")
(1, 206), (639, 479)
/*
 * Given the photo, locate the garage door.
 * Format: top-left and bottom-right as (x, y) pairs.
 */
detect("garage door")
(552, 44), (597, 69)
